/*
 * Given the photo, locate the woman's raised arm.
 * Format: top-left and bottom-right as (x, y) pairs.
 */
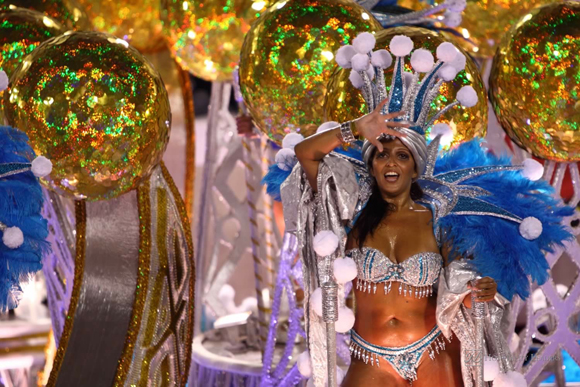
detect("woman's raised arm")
(294, 99), (408, 192)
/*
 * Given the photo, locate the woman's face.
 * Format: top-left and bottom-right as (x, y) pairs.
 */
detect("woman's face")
(370, 138), (417, 198)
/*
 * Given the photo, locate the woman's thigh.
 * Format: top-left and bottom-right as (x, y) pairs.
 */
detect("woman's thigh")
(414, 335), (463, 387)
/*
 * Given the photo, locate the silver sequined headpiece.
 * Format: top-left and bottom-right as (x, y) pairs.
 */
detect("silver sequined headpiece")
(335, 32), (478, 177)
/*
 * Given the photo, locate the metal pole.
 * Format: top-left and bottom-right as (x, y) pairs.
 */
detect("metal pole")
(472, 287), (485, 387)
(322, 281), (338, 387)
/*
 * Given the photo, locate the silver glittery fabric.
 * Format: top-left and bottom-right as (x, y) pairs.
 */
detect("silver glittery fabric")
(437, 259), (515, 387)
(347, 247), (442, 298)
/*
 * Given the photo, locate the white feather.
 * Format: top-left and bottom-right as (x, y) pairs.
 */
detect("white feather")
(390, 35), (414, 57)
(352, 32), (376, 54)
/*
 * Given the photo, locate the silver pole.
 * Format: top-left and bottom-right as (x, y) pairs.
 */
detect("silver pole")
(472, 288), (485, 387)
(322, 281), (338, 387)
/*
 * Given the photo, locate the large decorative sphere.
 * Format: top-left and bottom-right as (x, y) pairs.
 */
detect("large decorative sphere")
(0, 8), (64, 76)
(324, 27), (487, 148)
(0, 0), (90, 30)
(160, 0), (272, 82)
(399, 0), (552, 58)
(4, 31), (171, 200)
(490, 2), (580, 162)
(76, 0), (165, 53)
(239, 0), (381, 145)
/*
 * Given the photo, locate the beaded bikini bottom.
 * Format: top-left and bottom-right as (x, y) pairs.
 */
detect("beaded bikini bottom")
(349, 325), (451, 382)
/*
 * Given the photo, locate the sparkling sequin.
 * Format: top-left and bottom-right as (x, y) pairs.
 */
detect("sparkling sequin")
(490, 2), (580, 162)
(5, 31), (171, 201)
(348, 247), (442, 295)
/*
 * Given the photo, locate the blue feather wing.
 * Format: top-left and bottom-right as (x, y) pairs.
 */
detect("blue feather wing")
(0, 126), (49, 311)
(432, 140), (573, 300)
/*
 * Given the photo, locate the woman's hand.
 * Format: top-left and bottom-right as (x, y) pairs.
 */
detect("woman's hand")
(468, 277), (498, 303)
(355, 98), (410, 152)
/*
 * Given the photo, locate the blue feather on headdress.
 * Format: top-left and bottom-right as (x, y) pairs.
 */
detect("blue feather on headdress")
(428, 139), (574, 300)
(0, 126), (50, 311)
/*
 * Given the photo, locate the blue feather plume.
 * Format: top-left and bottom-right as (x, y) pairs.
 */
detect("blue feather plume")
(0, 126), (49, 311)
(262, 142), (365, 202)
(432, 140), (574, 300)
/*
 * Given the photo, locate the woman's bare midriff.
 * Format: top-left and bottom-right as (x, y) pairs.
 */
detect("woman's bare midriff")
(353, 282), (438, 346)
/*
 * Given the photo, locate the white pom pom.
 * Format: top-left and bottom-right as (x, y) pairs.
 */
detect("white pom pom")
(493, 371), (528, 387)
(0, 70), (8, 92)
(449, 52), (467, 72)
(443, 11), (463, 28)
(335, 307), (355, 333)
(336, 45), (356, 69)
(218, 284), (235, 304)
(317, 121), (340, 134)
(522, 159), (544, 181)
(445, 0), (467, 12)
(438, 64), (458, 81)
(310, 287), (323, 316)
(31, 156), (52, 177)
(297, 351), (312, 377)
(333, 257), (357, 284)
(349, 70), (364, 89)
(437, 42), (459, 63)
(531, 288), (547, 311)
(352, 32), (376, 54)
(390, 35), (414, 57)
(457, 86), (478, 107)
(2, 226), (24, 249)
(282, 132), (304, 149)
(410, 49), (434, 73)
(484, 357), (500, 382)
(275, 148), (297, 171)
(351, 53), (370, 72)
(520, 217), (542, 240)
(371, 49), (392, 69)
(240, 297), (258, 313)
(430, 123), (454, 147)
(313, 230), (339, 257)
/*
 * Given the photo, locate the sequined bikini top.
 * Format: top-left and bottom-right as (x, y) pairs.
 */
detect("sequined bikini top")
(346, 247), (443, 298)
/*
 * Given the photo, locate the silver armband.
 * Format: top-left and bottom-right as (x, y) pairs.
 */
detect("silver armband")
(340, 121), (356, 144)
